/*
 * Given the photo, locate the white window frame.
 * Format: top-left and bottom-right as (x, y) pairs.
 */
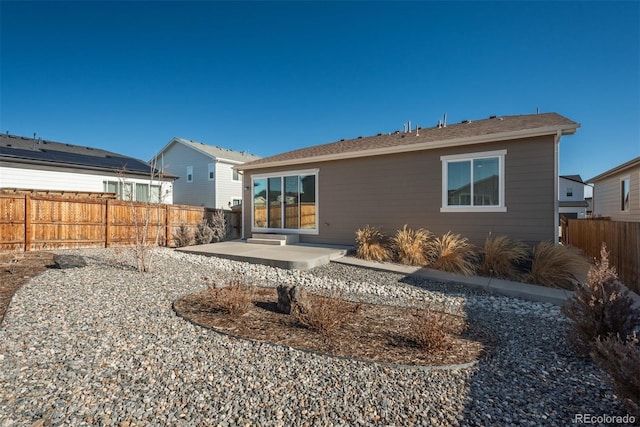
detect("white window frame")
(208, 163), (215, 181)
(440, 150), (507, 213)
(186, 166), (193, 183)
(251, 168), (319, 235)
(232, 169), (240, 181)
(621, 175), (630, 213)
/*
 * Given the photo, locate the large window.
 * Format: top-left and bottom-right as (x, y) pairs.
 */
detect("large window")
(252, 170), (318, 232)
(441, 150), (506, 212)
(104, 181), (161, 203)
(621, 177), (630, 211)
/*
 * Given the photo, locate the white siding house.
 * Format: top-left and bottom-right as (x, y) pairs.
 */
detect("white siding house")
(0, 134), (175, 203)
(151, 138), (260, 209)
(559, 175), (589, 219)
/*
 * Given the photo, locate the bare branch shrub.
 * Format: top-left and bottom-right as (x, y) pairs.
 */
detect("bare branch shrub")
(173, 222), (193, 248)
(591, 333), (640, 418)
(479, 235), (529, 280)
(426, 232), (477, 275)
(527, 241), (589, 289)
(203, 275), (254, 317)
(562, 244), (640, 356)
(292, 290), (360, 343)
(410, 303), (466, 352)
(355, 225), (391, 262)
(194, 219), (214, 244)
(392, 224), (432, 266)
(209, 209), (227, 243)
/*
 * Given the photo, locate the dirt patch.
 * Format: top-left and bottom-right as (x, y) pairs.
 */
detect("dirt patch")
(0, 251), (55, 325)
(174, 287), (496, 368)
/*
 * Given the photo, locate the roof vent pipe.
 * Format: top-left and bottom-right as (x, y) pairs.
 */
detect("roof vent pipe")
(403, 123), (407, 133)
(408, 120), (411, 132)
(416, 125), (420, 136)
(443, 113), (447, 127)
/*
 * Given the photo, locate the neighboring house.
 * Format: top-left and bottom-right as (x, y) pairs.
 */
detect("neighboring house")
(588, 156), (640, 221)
(0, 133), (175, 203)
(559, 175), (589, 220)
(151, 137), (261, 209)
(237, 112), (580, 246)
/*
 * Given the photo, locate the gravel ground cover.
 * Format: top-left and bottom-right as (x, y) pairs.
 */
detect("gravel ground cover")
(0, 248), (628, 426)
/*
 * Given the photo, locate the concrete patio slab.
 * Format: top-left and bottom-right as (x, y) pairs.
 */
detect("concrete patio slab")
(176, 241), (349, 271)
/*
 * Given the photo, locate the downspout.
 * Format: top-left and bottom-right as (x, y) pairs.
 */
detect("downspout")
(554, 129), (561, 244)
(240, 170), (245, 240)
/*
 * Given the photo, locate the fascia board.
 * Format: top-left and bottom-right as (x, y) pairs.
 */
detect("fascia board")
(587, 157), (640, 183)
(238, 124), (580, 171)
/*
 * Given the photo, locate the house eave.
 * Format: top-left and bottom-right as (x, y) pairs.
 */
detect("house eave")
(587, 156), (640, 183)
(237, 124), (579, 171)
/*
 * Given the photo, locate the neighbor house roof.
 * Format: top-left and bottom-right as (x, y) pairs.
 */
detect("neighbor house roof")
(587, 156), (640, 183)
(154, 137), (261, 164)
(238, 112), (579, 171)
(0, 133), (175, 179)
(560, 175), (586, 184)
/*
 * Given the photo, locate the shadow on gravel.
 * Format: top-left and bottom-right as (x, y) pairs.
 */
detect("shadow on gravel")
(398, 273), (630, 426)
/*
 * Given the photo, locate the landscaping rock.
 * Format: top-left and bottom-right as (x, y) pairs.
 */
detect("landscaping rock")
(53, 254), (87, 269)
(276, 284), (300, 314)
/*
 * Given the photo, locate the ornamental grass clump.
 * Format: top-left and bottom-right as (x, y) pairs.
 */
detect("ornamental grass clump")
(479, 235), (529, 280)
(527, 241), (590, 289)
(173, 222), (193, 248)
(392, 225), (432, 266)
(355, 225), (391, 262)
(426, 232), (477, 275)
(562, 244), (640, 356)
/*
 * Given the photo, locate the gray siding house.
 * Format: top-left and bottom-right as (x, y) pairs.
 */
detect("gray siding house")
(151, 138), (260, 209)
(236, 113), (579, 246)
(589, 157), (640, 222)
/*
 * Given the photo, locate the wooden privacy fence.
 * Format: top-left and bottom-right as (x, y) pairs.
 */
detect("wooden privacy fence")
(562, 217), (640, 293)
(0, 194), (239, 251)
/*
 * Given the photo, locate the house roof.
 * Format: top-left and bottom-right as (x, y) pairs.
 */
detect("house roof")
(154, 137), (261, 164)
(238, 112), (579, 171)
(587, 156), (640, 183)
(560, 175), (585, 184)
(0, 133), (176, 179)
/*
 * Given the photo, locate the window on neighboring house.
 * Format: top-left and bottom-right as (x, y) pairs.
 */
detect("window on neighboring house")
(233, 169), (240, 181)
(566, 187), (573, 197)
(103, 180), (133, 201)
(187, 166), (193, 183)
(232, 199), (242, 206)
(621, 177), (630, 211)
(252, 170), (318, 232)
(208, 163), (215, 181)
(441, 150), (506, 212)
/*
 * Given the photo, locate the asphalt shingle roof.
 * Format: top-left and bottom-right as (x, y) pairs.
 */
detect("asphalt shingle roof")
(173, 138), (261, 163)
(239, 112), (578, 169)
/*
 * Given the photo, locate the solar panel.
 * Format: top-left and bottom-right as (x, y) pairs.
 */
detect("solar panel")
(0, 146), (157, 174)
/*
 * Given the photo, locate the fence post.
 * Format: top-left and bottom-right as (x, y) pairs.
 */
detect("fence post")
(105, 199), (110, 248)
(165, 204), (170, 247)
(24, 195), (31, 252)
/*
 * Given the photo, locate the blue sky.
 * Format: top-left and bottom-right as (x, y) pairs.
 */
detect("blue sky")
(1, 1), (638, 182)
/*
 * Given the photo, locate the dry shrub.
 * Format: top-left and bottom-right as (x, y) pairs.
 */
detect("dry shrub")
(591, 333), (640, 418)
(426, 232), (476, 275)
(411, 303), (466, 352)
(194, 219), (214, 244)
(562, 244), (640, 356)
(292, 290), (360, 341)
(479, 235), (529, 280)
(355, 225), (391, 262)
(173, 222), (193, 248)
(203, 276), (254, 317)
(526, 241), (589, 289)
(392, 225), (432, 266)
